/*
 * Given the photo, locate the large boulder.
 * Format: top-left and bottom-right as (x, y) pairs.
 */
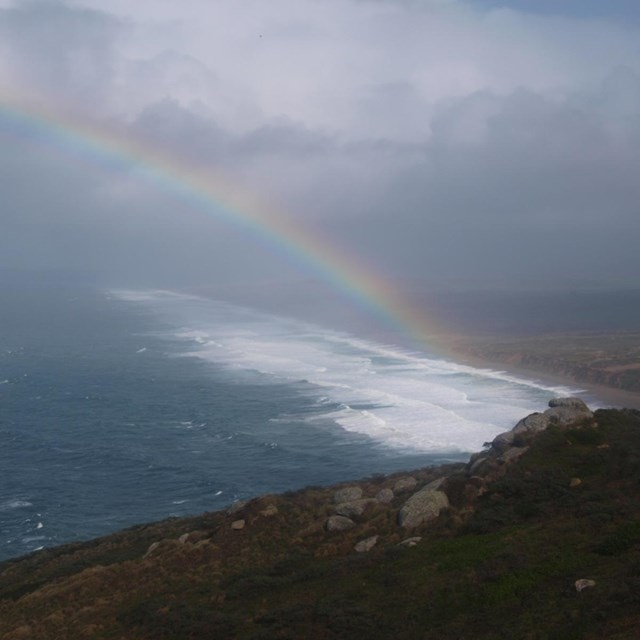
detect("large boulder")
(398, 489), (449, 528)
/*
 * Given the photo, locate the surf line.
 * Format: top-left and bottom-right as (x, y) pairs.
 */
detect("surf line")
(0, 97), (442, 349)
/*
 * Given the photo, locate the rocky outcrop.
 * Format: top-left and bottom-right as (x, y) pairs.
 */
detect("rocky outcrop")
(489, 397), (592, 455)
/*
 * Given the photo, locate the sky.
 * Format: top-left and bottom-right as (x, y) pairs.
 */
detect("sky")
(1, 0), (639, 296)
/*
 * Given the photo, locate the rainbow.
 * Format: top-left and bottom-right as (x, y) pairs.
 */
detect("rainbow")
(0, 96), (443, 350)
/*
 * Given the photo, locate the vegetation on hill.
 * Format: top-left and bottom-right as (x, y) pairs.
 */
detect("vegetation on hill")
(1, 407), (640, 639)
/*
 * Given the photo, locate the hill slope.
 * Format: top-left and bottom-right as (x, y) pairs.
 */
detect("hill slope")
(1, 404), (640, 639)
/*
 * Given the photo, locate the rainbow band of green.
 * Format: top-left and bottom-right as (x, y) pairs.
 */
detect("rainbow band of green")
(0, 98), (440, 349)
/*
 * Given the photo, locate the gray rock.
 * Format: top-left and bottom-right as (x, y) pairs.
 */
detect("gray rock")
(575, 578), (596, 592)
(143, 541), (161, 558)
(491, 431), (516, 453)
(398, 489), (449, 528)
(393, 477), (417, 493)
(423, 477), (446, 491)
(333, 486), (363, 504)
(231, 519), (245, 530)
(549, 397), (590, 410)
(498, 446), (529, 464)
(512, 412), (550, 435)
(259, 505), (278, 517)
(335, 499), (375, 519)
(178, 533), (190, 544)
(544, 397), (592, 427)
(354, 535), (379, 553)
(326, 515), (356, 532)
(397, 536), (422, 548)
(376, 488), (394, 503)
(228, 500), (248, 515)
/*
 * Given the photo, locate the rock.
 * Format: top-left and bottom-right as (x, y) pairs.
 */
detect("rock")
(491, 431), (516, 453)
(575, 578), (596, 592)
(498, 446), (529, 464)
(231, 519), (245, 530)
(333, 486), (363, 504)
(354, 535), (379, 553)
(259, 505), (278, 517)
(549, 398), (590, 410)
(335, 499), (375, 519)
(178, 533), (190, 544)
(393, 477), (417, 493)
(228, 500), (248, 515)
(397, 537), (422, 548)
(143, 542), (161, 558)
(512, 412), (550, 435)
(398, 489), (449, 528)
(423, 477), (446, 491)
(376, 488), (394, 503)
(569, 477), (582, 488)
(545, 398), (592, 426)
(468, 476), (486, 488)
(326, 515), (356, 532)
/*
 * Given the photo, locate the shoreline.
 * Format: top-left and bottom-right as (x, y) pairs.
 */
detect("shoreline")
(445, 346), (640, 410)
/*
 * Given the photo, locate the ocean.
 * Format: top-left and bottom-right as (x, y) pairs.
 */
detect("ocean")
(0, 283), (585, 561)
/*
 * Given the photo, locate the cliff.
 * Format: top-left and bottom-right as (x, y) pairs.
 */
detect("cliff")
(1, 401), (640, 639)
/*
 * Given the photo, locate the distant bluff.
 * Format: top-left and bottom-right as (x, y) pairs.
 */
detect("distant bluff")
(2, 399), (640, 639)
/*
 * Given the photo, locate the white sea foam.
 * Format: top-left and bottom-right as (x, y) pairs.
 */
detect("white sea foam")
(0, 500), (33, 511)
(111, 289), (586, 454)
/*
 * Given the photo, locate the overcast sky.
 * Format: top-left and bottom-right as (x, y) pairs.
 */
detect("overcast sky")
(1, 0), (639, 293)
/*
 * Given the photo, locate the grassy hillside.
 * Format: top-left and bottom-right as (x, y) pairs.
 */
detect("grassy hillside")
(1, 408), (640, 639)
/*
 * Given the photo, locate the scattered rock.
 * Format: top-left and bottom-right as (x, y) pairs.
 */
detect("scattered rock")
(259, 505), (278, 517)
(178, 533), (190, 544)
(597, 444), (610, 450)
(231, 519), (245, 530)
(398, 489), (449, 528)
(143, 542), (161, 558)
(376, 488), (394, 503)
(394, 477), (417, 493)
(397, 537), (422, 548)
(569, 477), (582, 488)
(575, 579), (596, 592)
(335, 499), (375, 519)
(354, 535), (379, 553)
(326, 515), (356, 532)
(333, 486), (363, 504)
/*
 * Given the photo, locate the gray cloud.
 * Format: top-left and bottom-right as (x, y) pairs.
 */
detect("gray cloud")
(1, 0), (640, 293)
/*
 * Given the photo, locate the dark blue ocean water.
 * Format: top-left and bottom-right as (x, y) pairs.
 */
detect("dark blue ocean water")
(0, 283), (461, 561)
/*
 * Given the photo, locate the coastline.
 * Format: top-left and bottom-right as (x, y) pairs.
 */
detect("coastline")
(445, 345), (640, 410)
